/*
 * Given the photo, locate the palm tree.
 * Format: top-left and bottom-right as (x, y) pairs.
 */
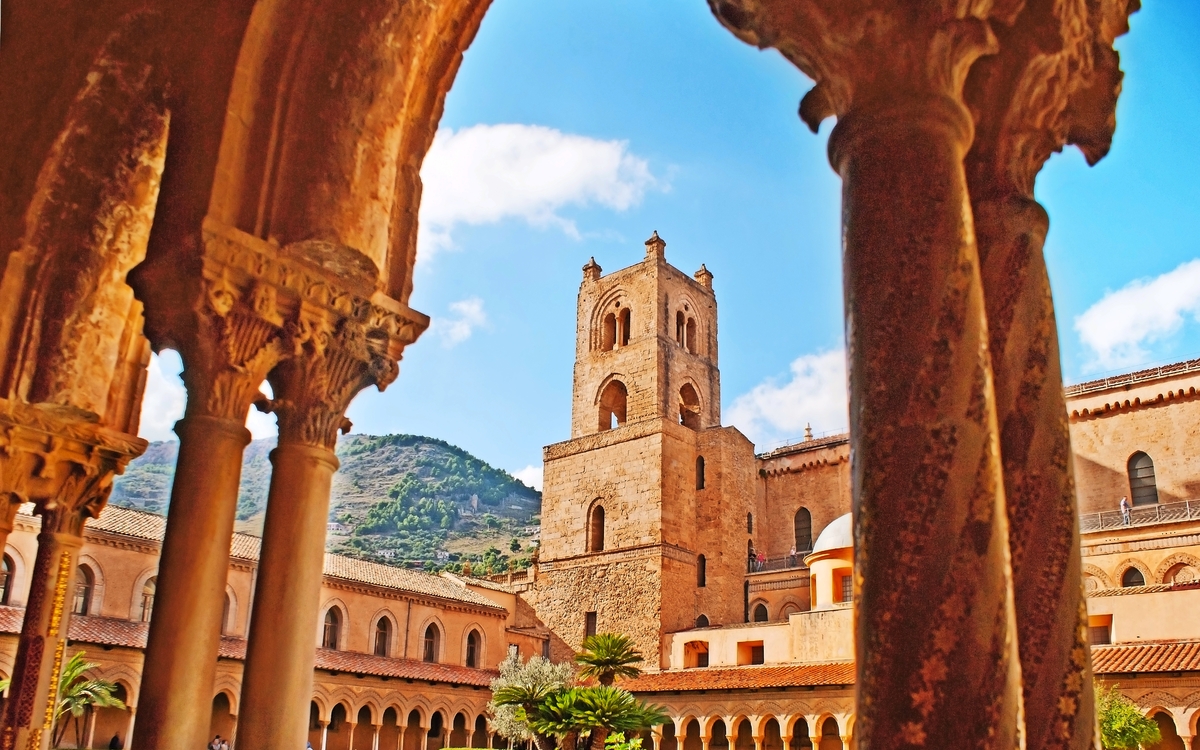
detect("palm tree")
(53, 651), (125, 748)
(575, 634), (644, 686)
(527, 686), (668, 750)
(491, 683), (561, 750)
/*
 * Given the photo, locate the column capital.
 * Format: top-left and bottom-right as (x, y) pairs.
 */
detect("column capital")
(0, 398), (146, 526)
(964, 0), (1138, 200)
(708, 0), (1015, 132)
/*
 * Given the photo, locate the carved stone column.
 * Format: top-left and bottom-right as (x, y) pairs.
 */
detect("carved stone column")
(132, 219), (292, 750)
(964, 3), (1136, 748)
(234, 245), (425, 750)
(0, 401), (144, 750)
(708, 2), (1029, 747)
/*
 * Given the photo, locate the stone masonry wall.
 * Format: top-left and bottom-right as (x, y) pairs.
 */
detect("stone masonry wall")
(757, 439), (852, 559)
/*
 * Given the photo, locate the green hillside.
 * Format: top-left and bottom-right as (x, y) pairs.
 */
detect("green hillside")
(110, 434), (542, 572)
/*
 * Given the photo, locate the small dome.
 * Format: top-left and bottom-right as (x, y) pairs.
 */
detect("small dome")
(811, 513), (853, 554)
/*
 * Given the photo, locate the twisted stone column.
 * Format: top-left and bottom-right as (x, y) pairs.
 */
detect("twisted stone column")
(708, 2), (1030, 747)
(234, 245), (424, 750)
(964, 2), (1136, 747)
(0, 401), (143, 750)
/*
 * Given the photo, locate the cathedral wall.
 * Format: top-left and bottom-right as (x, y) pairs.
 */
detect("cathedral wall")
(1067, 370), (1200, 516)
(756, 440), (851, 560)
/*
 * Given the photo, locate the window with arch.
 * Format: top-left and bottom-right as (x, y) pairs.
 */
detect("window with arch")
(222, 592), (232, 635)
(746, 513), (753, 534)
(588, 505), (605, 553)
(598, 380), (627, 431)
(601, 313), (617, 351)
(697, 555), (707, 588)
(73, 565), (94, 616)
(374, 616), (391, 657)
(675, 311), (685, 344)
(694, 614), (709, 628)
(752, 603), (768, 622)
(794, 508), (812, 552)
(1121, 567), (1146, 588)
(466, 629), (481, 668)
(0, 554), (13, 606)
(322, 607), (341, 649)
(696, 456), (705, 490)
(139, 576), (156, 622)
(679, 383), (700, 429)
(423, 623), (441, 663)
(620, 307), (631, 346)
(685, 317), (697, 353)
(1127, 451), (1159, 506)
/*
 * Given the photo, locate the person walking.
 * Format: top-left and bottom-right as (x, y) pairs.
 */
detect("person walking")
(209, 735), (223, 750)
(788, 545), (797, 567)
(756, 550), (766, 572)
(1120, 495), (1131, 526)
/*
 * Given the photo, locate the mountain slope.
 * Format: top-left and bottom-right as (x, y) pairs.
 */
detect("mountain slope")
(110, 434), (541, 568)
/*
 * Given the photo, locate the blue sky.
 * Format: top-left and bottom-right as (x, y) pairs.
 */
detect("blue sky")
(140, 1), (1200, 489)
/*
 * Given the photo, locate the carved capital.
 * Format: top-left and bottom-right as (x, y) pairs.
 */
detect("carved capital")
(964, 0), (1138, 200)
(708, 0), (1020, 132)
(0, 398), (146, 530)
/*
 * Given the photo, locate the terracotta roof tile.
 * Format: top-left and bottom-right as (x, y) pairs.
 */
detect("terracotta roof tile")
(441, 572), (515, 593)
(623, 663), (855, 692)
(1089, 584), (1173, 597)
(1092, 641), (1200, 674)
(0, 608), (494, 686)
(19, 506), (502, 611)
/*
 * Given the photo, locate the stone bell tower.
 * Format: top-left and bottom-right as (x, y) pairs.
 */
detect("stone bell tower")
(527, 233), (756, 667)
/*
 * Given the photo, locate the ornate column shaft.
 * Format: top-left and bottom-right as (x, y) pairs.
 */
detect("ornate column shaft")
(964, 2), (1136, 748)
(133, 219), (292, 750)
(234, 238), (425, 750)
(0, 402), (144, 750)
(707, 2), (1039, 747)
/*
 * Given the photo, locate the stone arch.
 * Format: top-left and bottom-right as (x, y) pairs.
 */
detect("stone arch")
(129, 566), (159, 621)
(1155, 553), (1200, 584)
(309, 692), (333, 724)
(319, 598), (351, 650)
(353, 697), (383, 727)
(418, 615), (447, 663)
(777, 596), (806, 618)
(587, 498), (608, 553)
(370, 607), (400, 657)
(0, 10), (170, 430)
(597, 376), (629, 431)
(75, 552), (108, 616)
(679, 380), (703, 429)
(750, 599), (770, 622)
(591, 289), (630, 351)
(206, 0), (493, 302)
(211, 674), (242, 715)
(2, 544), (28, 607)
(460, 621), (487, 668)
(672, 294), (704, 352)
(1116, 559), (1152, 588)
(222, 583), (239, 636)
(1082, 563), (1112, 591)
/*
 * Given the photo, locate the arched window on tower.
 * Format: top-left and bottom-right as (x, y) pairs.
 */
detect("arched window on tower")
(686, 317), (697, 354)
(1128, 451), (1159, 506)
(695, 614), (709, 628)
(423, 623), (441, 663)
(676, 311), (685, 344)
(747, 513), (754, 534)
(602, 313), (617, 351)
(588, 505), (606, 553)
(140, 576), (156, 622)
(374, 617), (391, 656)
(466, 629), (481, 668)
(679, 384), (701, 430)
(620, 308), (631, 346)
(222, 592), (232, 635)
(322, 607), (341, 649)
(598, 380), (628, 431)
(1121, 567), (1146, 588)
(696, 456), (706, 490)
(752, 603), (768, 622)
(73, 565), (94, 616)
(697, 555), (707, 588)
(794, 508), (813, 552)
(0, 554), (13, 605)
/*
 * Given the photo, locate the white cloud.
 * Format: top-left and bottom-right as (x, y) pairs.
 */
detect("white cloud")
(428, 297), (488, 348)
(418, 124), (659, 256)
(1075, 258), (1200, 371)
(727, 349), (849, 449)
(513, 464), (544, 492)
(138, 351), (276, 442)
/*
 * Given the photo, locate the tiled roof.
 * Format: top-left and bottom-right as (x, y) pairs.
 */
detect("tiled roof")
(0, 607), (496, 686)
(1089, 584), (1174, 597)
(1093, 641), (1200, 674)
(623, 663), (855, 692)
(19, 506), (500, 611)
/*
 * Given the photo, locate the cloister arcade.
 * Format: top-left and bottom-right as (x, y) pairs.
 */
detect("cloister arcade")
(0, 0), (1139, 747)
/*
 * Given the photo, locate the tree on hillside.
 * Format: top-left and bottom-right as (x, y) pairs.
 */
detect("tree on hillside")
(575, 634), (644, 686)
(1096, 684), (1161, 749)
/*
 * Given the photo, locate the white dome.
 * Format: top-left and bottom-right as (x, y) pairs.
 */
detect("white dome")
(811, 513), (853, 554)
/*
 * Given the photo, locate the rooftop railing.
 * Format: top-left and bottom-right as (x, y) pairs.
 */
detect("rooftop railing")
(747, 551), (812, 574)
(1080, 499), (1200, 533)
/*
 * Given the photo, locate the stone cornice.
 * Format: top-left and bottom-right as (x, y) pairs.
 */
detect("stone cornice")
(539, 542), (696, 571)
(322, 578), (506, 616)
(1069, 385), (1200, 422)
